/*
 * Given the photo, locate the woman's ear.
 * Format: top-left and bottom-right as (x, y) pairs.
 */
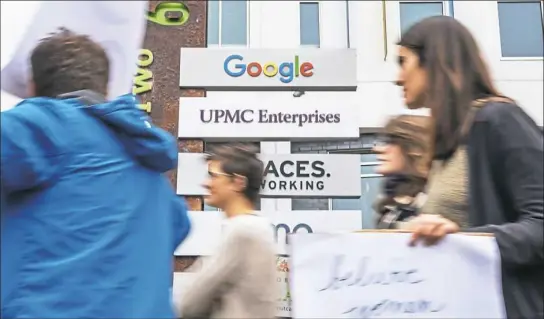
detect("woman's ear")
(233, 174), (248, 193)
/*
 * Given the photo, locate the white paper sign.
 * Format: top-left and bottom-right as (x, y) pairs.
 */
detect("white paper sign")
(289, 233), (506, 319)
(1, 0), (147, 111)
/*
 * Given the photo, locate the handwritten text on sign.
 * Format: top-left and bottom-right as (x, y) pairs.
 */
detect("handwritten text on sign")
(289, 233), (506, 319)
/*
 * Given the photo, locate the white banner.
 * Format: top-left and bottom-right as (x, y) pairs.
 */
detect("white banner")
(177, 153), (361, 197)
(289, 232), (506, 319)
(174, 211), (363, 256)
(177, 97), (360, 140)
(1, 1), (147, 111)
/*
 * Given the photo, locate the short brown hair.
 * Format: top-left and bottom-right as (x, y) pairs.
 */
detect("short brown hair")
(30, 27), (109, 97)
(383, 114), (432, 178)
(205, 143), (264, 204)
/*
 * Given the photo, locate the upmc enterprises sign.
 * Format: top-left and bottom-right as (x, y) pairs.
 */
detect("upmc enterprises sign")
(176, 153), (361, 198)
(177, 97), (360, 140)
(179, 48), (357, 91)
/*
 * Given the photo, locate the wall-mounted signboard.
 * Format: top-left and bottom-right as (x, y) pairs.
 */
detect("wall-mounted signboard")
(174, 210), (363, 256)
(176, 153), (361, 198)
(177, 97), (360, 140)
(179, 48), (357, 91)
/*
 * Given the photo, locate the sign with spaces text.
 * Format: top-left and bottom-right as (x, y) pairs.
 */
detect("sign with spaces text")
(176, 153), (361, 198)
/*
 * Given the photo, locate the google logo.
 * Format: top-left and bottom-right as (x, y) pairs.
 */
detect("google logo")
(223, 55), (314, 84)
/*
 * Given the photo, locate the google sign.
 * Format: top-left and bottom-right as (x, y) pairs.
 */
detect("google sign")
(223, 54), (313, 84)
(179, 48), (357, 90)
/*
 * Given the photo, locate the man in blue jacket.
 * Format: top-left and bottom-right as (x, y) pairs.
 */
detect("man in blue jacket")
(0, 29), (191, 318)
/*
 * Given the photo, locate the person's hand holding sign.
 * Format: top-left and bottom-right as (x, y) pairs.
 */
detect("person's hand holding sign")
(407, 214), (460, 246)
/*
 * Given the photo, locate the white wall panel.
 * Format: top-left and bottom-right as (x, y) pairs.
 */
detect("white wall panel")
(208, 0), (543, 130)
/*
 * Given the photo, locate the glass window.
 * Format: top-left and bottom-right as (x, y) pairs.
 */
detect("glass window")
(291, 149), (384, 228)
(360, 153), (379, 162)
(360, 164), (380, 175)
(498, 1), (544, 57)
(300, 2), (320, 46)
(207, 0), (248, 46)
(332, 176), (384, 229)
(399, 2), (445, 34)
(291, 198), (329, 211)
(207, 1), (219, 45)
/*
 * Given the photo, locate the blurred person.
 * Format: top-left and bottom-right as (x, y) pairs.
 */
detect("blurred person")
(179, 144), (277, 319)
(373, 115), (432, 229)
(396, 16), (543, 318)
(0, 29), (191, 318)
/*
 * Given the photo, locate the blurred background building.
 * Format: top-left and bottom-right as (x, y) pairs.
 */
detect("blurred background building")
(202, 0), (543, 228)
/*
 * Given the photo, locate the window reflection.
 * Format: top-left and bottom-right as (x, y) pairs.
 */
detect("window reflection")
(207, 0), (248, 46)
(498, 1), (544, 57)
(300, 2), (320, 46)
(399, 2), (444, 34)
(291, 148), (385, 229)
(331, 177), (383, 229)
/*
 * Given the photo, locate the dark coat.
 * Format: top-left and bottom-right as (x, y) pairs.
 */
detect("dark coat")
(465, 101), (543, 319)
(375, 175), (425, 229)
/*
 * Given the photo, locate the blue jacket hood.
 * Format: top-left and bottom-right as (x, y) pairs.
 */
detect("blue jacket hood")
(79, 94), (178, 173)
(1, 94), (190, 318)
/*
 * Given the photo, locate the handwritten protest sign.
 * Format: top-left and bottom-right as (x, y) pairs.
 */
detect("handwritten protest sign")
(289, 232), (506, 319)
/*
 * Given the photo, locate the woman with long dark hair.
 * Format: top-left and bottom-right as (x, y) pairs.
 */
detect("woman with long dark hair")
(396, 16), (543, 318)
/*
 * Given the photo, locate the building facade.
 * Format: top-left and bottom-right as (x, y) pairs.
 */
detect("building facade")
(152, 0), (543, 313)
(201, 0), (544, 227)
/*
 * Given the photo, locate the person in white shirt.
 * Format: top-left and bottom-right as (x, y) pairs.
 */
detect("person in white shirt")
(179, 144), (277, 319)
